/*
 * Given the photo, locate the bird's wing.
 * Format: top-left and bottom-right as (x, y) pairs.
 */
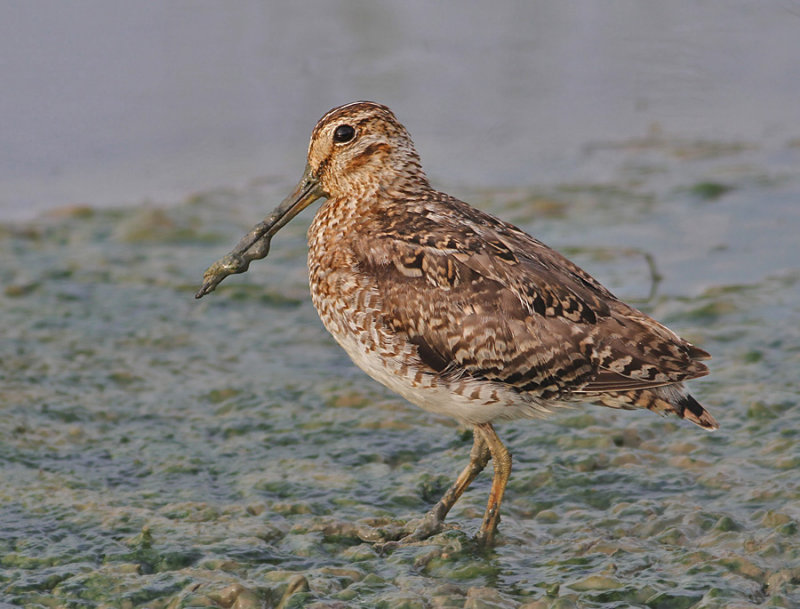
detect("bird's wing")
(353, 194), (708, 397)
(357, 238), (595, 398)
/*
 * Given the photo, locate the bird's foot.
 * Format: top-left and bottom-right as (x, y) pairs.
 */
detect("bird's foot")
(473, 522), (498, 549)
(372, 510), (452, 553)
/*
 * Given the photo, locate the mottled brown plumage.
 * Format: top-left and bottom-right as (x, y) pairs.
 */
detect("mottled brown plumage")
(197, 101), (716, 547)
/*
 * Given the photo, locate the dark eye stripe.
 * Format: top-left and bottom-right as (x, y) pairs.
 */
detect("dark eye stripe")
(333, 124), (355, 143)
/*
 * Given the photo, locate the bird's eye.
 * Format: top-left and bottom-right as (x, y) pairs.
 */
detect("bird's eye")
(333, 124), (356, 144)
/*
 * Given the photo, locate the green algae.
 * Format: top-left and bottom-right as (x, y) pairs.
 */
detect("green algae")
(1, 144), (800, 607)
(687, 181), (734, 200)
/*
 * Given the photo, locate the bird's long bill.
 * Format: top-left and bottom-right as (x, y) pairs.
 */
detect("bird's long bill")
(253, 164), (326, 245)
(195, 165), (325, 298)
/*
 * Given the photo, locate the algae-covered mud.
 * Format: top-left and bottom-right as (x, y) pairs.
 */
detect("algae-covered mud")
(1, 138), (799, 607)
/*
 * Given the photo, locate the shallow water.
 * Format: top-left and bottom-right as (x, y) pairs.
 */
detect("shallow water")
(2, 133), (799, 607)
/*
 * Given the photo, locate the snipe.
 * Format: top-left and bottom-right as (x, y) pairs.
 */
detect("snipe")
(196, 101), (716, 547)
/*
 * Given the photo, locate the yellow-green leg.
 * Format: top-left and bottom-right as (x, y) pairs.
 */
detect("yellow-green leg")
(474, 422), (512, 547)
(398, 427), (491, 542)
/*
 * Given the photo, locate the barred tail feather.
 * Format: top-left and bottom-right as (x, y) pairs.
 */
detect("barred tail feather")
(677, 393), (718, 430)
(591, 384), (718, 430)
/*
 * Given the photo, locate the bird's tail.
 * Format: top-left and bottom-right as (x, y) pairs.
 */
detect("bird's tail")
(594, 384), (718, 430)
